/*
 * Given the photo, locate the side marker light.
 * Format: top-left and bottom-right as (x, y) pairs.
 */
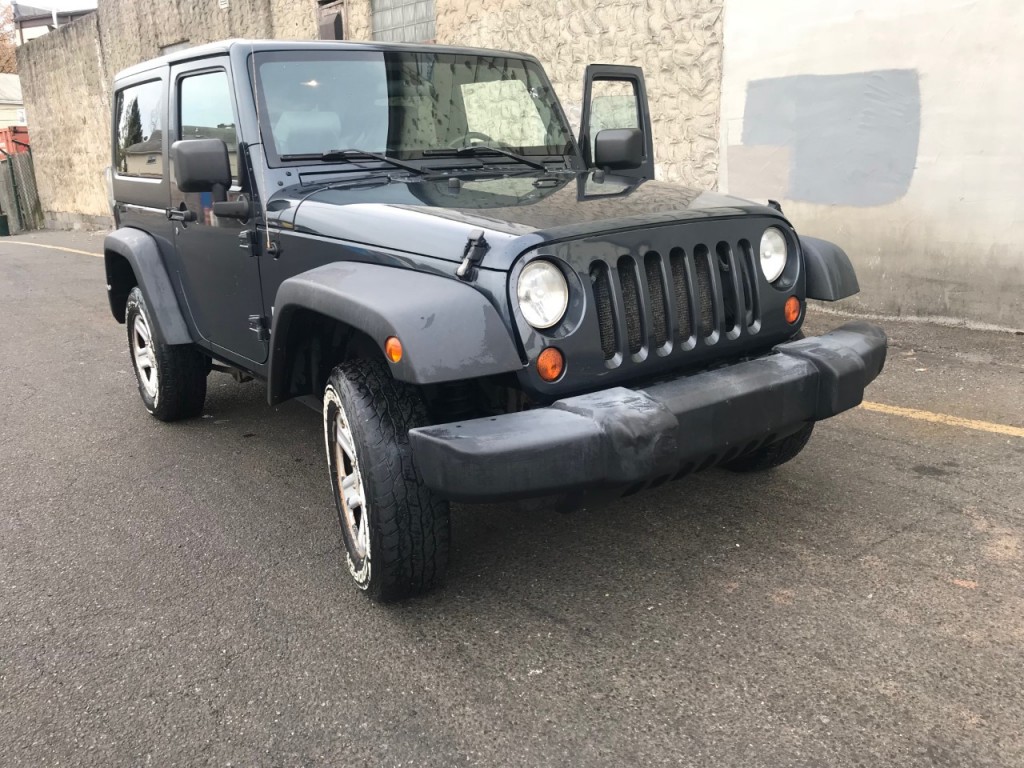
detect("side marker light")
(385, 336), (403, 363)
(784, 296), (801, 324)
(537, 347), (564, 382)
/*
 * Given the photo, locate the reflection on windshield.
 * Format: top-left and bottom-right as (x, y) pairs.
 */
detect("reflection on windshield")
(255, 51), (574, 162)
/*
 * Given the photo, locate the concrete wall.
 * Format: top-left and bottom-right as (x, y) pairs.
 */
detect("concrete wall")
(19, 0), (1022, 327)
(721, 0), (1024, 329)
(16, 13), (112, 228)
(17, 0), (319, 229)
(19, 0), (724, 228)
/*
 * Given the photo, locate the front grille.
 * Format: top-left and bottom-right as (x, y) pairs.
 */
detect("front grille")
(593, 238), (760, 362)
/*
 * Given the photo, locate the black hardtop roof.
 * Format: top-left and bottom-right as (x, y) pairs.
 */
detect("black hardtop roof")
(113, 38), (539, 82)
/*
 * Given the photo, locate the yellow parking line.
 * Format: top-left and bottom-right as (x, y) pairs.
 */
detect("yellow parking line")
(1, 240), (102, 258)
(861, 401), (1024, 438)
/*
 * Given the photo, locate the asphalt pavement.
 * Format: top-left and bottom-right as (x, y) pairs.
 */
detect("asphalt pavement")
(2, 231), (1022, 767)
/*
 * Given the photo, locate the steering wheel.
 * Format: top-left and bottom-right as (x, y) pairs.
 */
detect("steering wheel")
(447, 131), (513, 150)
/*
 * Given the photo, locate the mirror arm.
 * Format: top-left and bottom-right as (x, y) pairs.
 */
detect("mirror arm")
(211, 182), (228, 204)
(211, 198), (251, 220)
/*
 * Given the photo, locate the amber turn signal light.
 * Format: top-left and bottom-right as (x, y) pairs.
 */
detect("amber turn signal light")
(384, 336), (403, 363)
(784, 296), (801, 324)
(536, 347), (564, 382)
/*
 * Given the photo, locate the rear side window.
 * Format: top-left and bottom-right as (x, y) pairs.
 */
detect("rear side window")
(115, 80), (164, 178)
(179, 70), (238, 180)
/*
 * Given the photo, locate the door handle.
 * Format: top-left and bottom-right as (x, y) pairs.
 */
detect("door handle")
(167, 205), (196, 223)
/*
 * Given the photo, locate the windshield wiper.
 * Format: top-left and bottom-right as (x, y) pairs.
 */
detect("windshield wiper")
(424, 145), (548, 171)
(280, 148), (426, 175)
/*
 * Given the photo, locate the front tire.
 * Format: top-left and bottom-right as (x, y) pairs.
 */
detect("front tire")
(125, 287), (207, 421)
(323, 358), (450, 601)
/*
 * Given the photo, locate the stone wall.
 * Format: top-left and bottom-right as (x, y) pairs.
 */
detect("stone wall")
(433, 0), (724, 190)
(345, 1), (372, 40)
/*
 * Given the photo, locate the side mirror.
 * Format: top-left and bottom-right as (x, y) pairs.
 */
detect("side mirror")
(594, 128), (644, 171)
(579, 65), (655, 180)
(171, 138), (231, 202)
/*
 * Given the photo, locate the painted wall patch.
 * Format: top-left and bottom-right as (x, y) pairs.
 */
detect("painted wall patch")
(736, 69), (921, 206)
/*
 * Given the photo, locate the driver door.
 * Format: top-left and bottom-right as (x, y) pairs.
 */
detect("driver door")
(169, 59), (267, 365)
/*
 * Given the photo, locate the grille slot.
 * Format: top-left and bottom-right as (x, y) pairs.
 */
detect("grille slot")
(669, 248), (692, 340)
(591, 261), (617, 360)
(644, 252), (669, 348)
(694, 245), (714, 336)
(617, 256), (644, 355)
(716, 241), (738, 332)
(739, 239), (758, 326)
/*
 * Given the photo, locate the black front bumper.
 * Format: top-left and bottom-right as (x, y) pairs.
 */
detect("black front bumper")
(409, 322), (887, 502)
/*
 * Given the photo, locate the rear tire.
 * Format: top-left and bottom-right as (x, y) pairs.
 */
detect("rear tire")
(323, 358), (450, 601)
(723, 422), (815, 472)
(125, 287), (207, 422)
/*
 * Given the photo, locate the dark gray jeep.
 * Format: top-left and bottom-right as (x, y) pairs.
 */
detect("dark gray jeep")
(105, 39), (886, 600)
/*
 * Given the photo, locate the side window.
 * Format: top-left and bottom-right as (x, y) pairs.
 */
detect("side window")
(115, 80), (164, 178)
(588, 79), (640, 158)
(179, 70), (238, 180)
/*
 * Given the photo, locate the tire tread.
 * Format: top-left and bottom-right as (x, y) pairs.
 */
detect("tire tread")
(330, 359), (450, 601)
(125, 287), (207, 422)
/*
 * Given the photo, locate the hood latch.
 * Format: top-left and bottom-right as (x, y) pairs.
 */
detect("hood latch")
(456, 229), (489, 282)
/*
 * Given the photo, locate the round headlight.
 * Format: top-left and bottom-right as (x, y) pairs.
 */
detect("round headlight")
(759, 227), (788, 283)
(517, 260), (568, 329)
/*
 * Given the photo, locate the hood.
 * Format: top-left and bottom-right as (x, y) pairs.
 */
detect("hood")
(266, 171), (784, 272)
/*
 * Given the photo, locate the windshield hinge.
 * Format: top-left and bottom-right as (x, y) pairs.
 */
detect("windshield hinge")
(456, 229), (489, 282)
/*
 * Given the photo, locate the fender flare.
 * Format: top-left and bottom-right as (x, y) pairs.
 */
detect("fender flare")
(269, 262), (523, 404)
(800, 236), (860, 301)
(104, 228), (193, 345)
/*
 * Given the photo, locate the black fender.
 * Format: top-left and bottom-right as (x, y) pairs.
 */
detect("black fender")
(104, 228), (192, 345)
(268, 262), (523, 404)
(800, 236), (860, 301)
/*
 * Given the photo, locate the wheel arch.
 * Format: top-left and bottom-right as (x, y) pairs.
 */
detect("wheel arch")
(800, 235), (860, 302)
(268, 262), (523, 406)
(267, 305), (378, 406)
(104, 228), (192, 345)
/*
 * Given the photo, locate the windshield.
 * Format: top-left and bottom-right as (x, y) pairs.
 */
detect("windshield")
(254, 50), (575, 164)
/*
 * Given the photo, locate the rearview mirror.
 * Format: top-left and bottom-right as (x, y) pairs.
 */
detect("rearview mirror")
(171, 138), (231, 202)
(594, 128), (644, 171)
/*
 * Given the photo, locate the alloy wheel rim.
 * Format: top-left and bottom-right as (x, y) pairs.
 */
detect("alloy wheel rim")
(332, 403), (369, 563)
(131, 314), (158, 398)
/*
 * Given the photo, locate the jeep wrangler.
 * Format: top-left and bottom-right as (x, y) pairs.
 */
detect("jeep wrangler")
(105, 40), (886, 601)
